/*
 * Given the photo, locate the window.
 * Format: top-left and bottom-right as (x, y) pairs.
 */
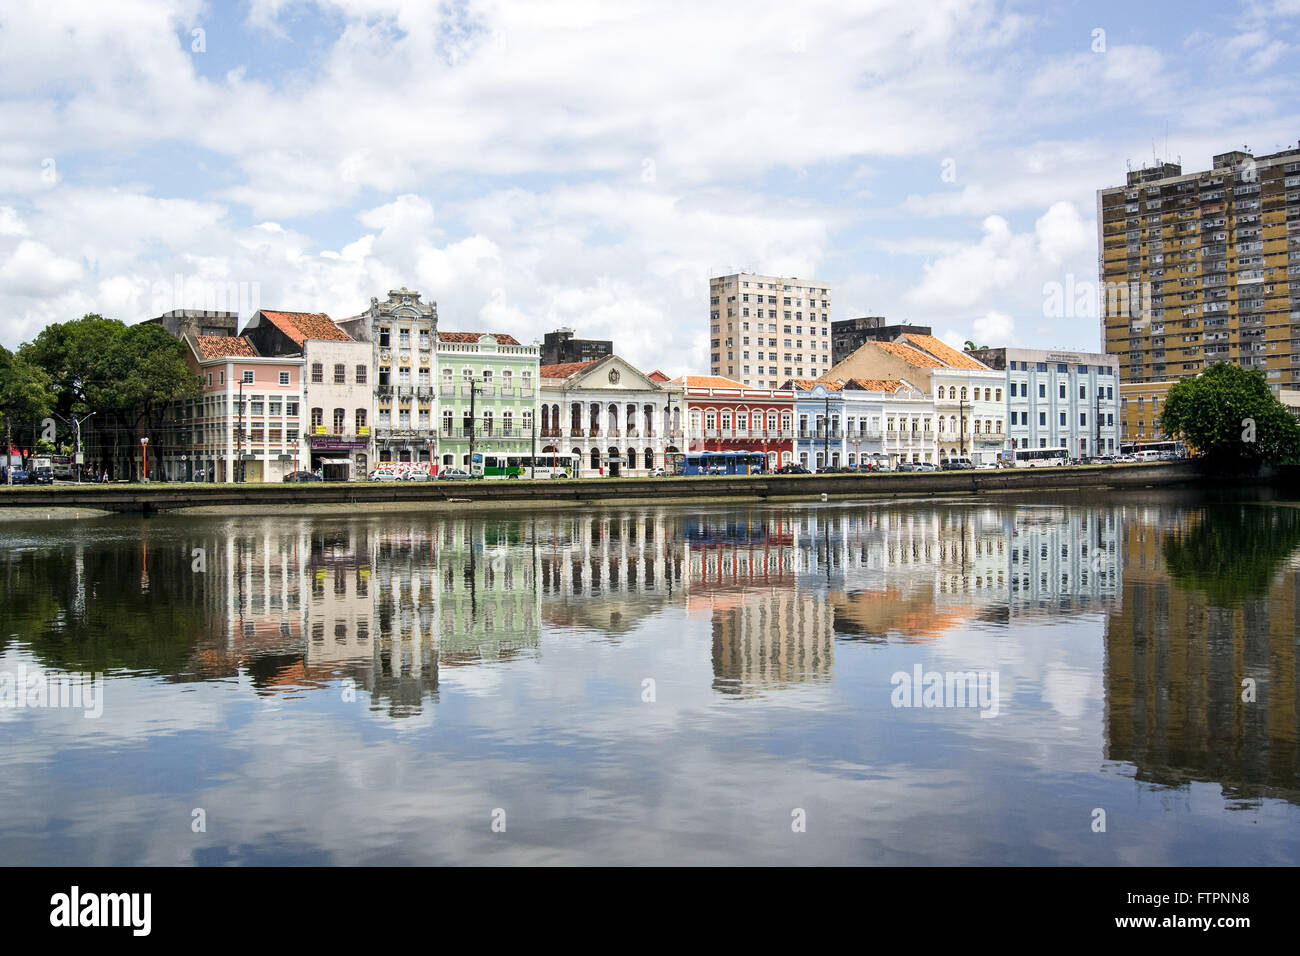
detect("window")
(356, 365), (367, 384)
(278, 371), (290, 386)
(356, 409), (367, 432)
(334, 364), (346, 384)
(311, 363), (323, 384)
(333, 408), (345, 434)
(311, 407), (324, 431)
(378, 328), (390, 347)
(1038, 383), (1046, 398)
(241, 370), (254, 385)
(1059, 383), (1066, 399)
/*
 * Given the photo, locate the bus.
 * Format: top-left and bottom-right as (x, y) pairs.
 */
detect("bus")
(1120, 440), (1187, 461)
(471, 452), (574, 479)
(668, 451), (769, 476)
(1006, 446), (1068, 467)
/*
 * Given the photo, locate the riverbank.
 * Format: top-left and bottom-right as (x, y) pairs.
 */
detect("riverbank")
(0, 460), (1266, 515)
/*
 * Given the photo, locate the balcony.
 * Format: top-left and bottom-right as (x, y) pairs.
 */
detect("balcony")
(375, 385), (394, 397)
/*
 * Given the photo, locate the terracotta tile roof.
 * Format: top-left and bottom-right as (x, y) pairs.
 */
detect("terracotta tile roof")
(196, 335), (257, 359)
(259, 310), (350, 344)
(438, 331), (523, 345)
(784, 378), (843, 391)
(673, 375), (749, 389)
(648, 370), (670, 382)
(871, 340), (948, 368)
(539, 360), (598, 379)
(902, 334), (989, 370)
(845, 378), (907, 392)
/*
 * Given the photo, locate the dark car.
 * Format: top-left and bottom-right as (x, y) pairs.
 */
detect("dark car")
(939, 458), (974, 471)
(777, 463), (810, 475)
(283, 470), (322, 483)
(28, 467), (55, 485)
(895, 461), (916, 472)
(436, 468), (472, 480)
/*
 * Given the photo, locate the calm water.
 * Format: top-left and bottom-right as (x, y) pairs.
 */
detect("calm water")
(2, 491), (1299, 865)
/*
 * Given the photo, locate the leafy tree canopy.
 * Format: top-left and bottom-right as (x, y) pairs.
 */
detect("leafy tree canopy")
(1160, 362), (1300, 468)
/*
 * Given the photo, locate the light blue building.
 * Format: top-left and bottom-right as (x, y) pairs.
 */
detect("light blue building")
(968, 347), (1120, 458)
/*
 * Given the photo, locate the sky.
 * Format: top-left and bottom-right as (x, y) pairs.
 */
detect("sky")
(2, 0), (1299, 375)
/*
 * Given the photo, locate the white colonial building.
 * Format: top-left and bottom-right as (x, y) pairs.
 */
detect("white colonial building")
(539, 355), (683, 477)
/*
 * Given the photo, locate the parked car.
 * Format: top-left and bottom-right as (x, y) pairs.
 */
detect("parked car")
(283, 470), (322, 483)
(777, 463), (810, 475)
(404, 470), (431, 481)
(436, 468), (472, 481)
(6, 468), (29, 485)
(28, 466), (55, 485)
(368, 470), (402, 481)
(1117, 455), (1138, 463)
(649, 467), (668, 477)
(914, 462), (938, 472)
(940, 458), (974, 471)
(976, 461), (998, 470)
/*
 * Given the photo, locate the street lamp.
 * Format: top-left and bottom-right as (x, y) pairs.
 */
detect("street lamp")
(56, 411), (96, 484)
(140, 436), (149, 483)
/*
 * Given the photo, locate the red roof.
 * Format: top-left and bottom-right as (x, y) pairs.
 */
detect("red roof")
(648, 370), (670, 382)
(902, 334), (989, 370)
(844, 378), (907, 393)
(438, 331), (522, 345)
(539, 360), (598, 379)
(673, 375), (748, 388)
(871, 340), (948, 368)
(259, 310), (350, 345)
(196, 336), (258, 358)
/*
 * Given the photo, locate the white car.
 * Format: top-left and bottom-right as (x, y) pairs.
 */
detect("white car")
(649, 467), (668, 477)
(368, 470), (401, 481)
(404, 470), (431, 481)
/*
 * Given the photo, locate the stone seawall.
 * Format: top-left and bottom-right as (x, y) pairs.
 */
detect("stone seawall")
(0, 460), (1243, 515)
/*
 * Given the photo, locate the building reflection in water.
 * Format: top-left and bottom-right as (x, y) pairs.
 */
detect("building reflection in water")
(1104, 502), (1300, 806)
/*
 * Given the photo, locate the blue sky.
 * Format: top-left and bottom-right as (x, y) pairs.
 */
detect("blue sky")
(2, 0), (1299, 375)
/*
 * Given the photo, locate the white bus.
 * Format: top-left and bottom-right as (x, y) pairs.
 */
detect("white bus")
(1008, 446), (1068, 467)
(471, 452), (575, 479)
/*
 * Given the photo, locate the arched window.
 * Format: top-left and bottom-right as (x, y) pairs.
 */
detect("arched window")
(960, 387), (967, 401)
(995, 388), (1002, 401)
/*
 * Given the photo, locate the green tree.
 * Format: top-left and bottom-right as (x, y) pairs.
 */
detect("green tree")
(21, 316), (201, 478)
(1160, 362), (1300, 468)
(0, 345), (55, 475)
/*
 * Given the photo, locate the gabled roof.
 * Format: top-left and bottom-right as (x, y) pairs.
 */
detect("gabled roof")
(539, 360), (598, 379)
(902, 334), (990, 370)
(259, 310), (350, 344)
(195, 335), (258, 359)
(784, 378), (843, 392)
(872, 340), (948, 368)
(438, 331), (522, 345)
(673, 375), (749, 389)
(844, 378), (908, 393)
(648, 370), (670, 383)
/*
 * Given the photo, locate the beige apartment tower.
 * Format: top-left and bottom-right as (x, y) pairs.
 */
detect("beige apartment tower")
(1098, 143), (1300, 397)
(709, 272), (832, 388)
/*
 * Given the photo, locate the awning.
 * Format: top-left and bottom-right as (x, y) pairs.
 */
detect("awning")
(319, 458), (352, 465)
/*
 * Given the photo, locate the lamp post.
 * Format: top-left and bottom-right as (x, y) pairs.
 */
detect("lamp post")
(140, 436), (149, 483)
(56, 410), (95, 484)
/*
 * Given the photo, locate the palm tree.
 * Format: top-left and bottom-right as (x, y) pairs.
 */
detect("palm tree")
(963, 340), (988, 352)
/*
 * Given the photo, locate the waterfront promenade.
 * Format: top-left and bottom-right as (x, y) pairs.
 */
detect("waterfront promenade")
(0, 460), (1241, 515)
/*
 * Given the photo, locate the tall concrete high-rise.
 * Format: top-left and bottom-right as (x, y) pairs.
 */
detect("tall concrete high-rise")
(709, 272), (832, 388)
(1097, 143), (1300, 442)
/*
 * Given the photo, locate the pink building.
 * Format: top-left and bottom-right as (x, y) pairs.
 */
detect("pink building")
(164, 335), (305, 482)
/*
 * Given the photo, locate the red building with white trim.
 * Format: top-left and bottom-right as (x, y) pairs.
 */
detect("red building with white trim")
(673, 376), (795, 469)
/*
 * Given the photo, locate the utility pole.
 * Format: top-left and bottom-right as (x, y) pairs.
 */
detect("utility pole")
(823, 392), (830, 471)
(236, 379), (245, 483)
(57, 411), (96, 484)
(530, 407), (536, 479)
(959, 396), (968, 460)
(468, 380), (480, 472)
